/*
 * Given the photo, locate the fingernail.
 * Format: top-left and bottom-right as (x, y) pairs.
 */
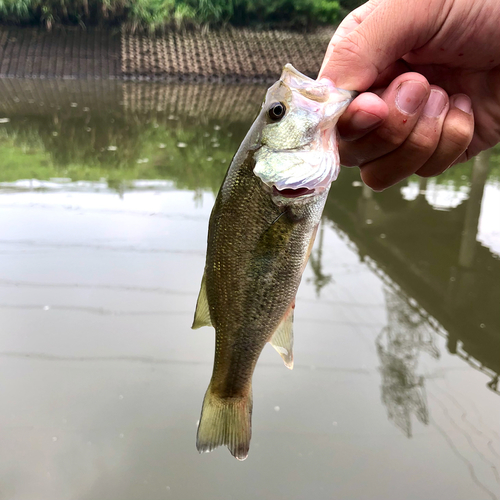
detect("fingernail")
(396, 81), (427, 115)
(452, 94), (472, 114)
(423, 89), (447, 117)
(350, 110), (383, 131)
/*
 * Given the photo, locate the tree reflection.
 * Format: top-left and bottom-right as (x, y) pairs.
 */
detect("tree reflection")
(376, 288), (439, 437)
(0, 80), (258, 193)
(307, 220), (332, 297)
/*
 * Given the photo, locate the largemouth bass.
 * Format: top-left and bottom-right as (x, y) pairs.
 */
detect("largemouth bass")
(193, 64), (355, 460)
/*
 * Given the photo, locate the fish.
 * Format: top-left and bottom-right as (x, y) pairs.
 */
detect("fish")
(192, 64), (355, 460)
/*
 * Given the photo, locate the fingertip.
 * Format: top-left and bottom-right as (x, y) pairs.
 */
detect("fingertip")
(354, 92), (390, 116)
(350, 110), (384, 132)
(416, 167), (440, 178)
(338, 92), (388, 141)
(451, 151), (469, 165)
(359, 168), (388, 192)
(321, 33), (379, 91)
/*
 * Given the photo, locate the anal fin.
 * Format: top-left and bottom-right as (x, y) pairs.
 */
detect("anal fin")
(192, 273), (212, 329)
(269, 305), (294, 369)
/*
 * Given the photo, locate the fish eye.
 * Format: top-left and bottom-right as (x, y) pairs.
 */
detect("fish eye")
(268, 102), (286, 121)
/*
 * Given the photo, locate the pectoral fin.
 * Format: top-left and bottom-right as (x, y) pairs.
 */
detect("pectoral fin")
(269, 305), (294, 369)
(192, 273), (212, 329)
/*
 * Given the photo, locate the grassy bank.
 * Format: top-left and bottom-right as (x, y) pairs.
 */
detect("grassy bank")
(0, 0), (363, 31)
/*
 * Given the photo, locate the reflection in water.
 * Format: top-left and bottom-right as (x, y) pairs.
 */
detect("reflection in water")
(376, 288), (439, 438)
(307, 221), (332, 297)
(325, 154), (500, 397)
(0, 78), (499, 500)
(0, 78), (498, 395)
(459, 151), (492, 268)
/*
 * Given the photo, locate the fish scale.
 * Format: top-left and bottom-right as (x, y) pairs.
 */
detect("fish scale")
(192, 64), (355, 460)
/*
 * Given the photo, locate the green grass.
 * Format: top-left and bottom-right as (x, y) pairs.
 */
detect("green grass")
(0, 0), (351, 30)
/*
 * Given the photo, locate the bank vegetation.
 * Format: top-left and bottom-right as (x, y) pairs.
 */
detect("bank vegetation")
(0, 0), (363, 31)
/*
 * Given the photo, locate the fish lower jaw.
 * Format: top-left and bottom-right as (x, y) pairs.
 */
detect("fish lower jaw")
(272, 186), (316, 198)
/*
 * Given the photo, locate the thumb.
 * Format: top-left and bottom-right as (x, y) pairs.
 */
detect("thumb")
(318, 0), (382, 77)
(320, 0), (447, 91)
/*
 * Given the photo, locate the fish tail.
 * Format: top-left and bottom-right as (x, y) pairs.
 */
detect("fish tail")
(196, 383), (252, 461)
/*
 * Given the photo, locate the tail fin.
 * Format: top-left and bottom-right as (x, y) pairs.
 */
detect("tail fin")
(196, 384), (252, 461)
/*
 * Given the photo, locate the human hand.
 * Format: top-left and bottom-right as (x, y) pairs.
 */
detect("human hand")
(319, 0), (500, 190)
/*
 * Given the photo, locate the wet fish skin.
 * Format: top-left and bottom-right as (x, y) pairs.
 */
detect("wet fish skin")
(193, 64), (355, 460)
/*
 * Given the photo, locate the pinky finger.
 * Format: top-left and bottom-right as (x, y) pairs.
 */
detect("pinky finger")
(415, 94), (474, 177)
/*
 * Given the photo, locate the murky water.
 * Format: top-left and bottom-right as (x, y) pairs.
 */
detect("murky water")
(0, 79), (499, 500)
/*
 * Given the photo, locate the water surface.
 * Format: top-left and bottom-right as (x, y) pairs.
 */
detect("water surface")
(0, 79), (499, 500)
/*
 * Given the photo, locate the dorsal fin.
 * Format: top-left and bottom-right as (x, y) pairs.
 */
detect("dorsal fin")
(192, 273), (212, 329)
(269, 305), (294, 369)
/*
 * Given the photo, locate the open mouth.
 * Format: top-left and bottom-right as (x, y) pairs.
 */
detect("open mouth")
(273, 186), (315, 198)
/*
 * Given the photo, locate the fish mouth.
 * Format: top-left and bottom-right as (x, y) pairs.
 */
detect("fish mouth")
(272, 186), (316, 198)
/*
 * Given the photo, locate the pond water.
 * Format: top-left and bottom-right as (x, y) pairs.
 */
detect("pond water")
(0, 79), (499, 500)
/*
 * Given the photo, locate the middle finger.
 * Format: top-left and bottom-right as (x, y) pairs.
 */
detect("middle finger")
(339, 73), (430, 166)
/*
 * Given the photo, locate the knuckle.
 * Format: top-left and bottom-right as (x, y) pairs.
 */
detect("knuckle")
(445, 119), (473, 149)
(405, 129), (438, 154)
(376, 125), (407, 150)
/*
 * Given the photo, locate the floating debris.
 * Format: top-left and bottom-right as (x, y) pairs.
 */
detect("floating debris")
(137, 158), (149, 164)
(159, 143), (166, 149)
(107, 145), (117, 151)
(352, 181), (363, 187)
(0, 118), (10, 123)
(70, 102), (78, 108)
(177, 142), (187, 148)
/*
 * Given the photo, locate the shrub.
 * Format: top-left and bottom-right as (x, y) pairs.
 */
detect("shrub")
(0, 0), (346, 30)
